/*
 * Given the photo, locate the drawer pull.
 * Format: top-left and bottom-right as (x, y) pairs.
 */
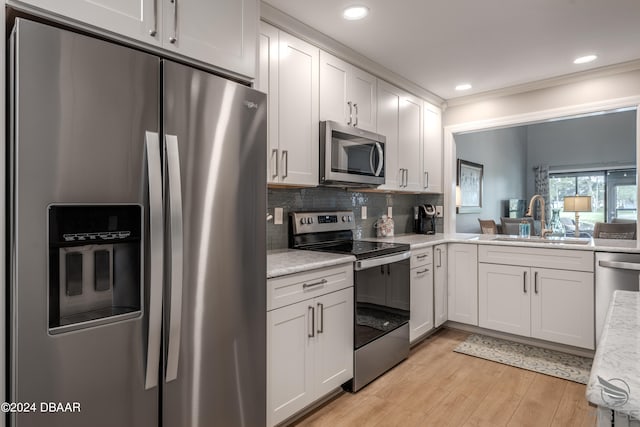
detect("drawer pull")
(417, 268), (430, 274)
(303, 279), (327, 289)
(416, 254), (428, 259)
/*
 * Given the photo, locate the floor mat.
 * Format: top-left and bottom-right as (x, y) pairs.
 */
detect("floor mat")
(454, 334), (592, 384)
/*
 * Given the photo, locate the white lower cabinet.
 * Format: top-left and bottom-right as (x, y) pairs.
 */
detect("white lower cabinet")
(530, 267), (594, 348)
(478, 245), (594, 350)
(267, 265), (353, 426)
(447, 244), (478, 325)
(410, 248), (433, 343)
(433, 244), (448, 327)
(479, 263), (531, 336)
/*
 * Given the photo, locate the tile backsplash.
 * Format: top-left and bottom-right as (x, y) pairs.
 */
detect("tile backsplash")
(267, 187), (444, 250)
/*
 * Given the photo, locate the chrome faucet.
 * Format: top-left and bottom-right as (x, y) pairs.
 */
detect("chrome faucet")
(525, 194), (552, 237)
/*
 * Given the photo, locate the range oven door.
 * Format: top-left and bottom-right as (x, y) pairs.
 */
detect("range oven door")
(354, 255), (410, 349)
(349, 253), (410, 392)
(320, 120), (385, 186)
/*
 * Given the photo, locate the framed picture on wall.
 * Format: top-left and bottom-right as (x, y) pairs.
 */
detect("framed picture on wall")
(457, 159), (483, 213)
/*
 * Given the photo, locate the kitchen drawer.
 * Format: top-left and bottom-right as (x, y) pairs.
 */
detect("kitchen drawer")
(478, 245), (593, 272)
(411, 247), (433, 268)
(267, 263), (353, 311)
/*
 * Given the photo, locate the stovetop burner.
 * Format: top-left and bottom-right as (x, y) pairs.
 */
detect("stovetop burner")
(302, 240), (409, 260)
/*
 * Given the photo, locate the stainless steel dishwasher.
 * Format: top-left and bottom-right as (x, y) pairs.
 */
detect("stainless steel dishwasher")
(595, 252), (640, 344)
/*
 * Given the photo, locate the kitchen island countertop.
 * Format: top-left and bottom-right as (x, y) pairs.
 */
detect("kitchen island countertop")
(586, 291), (640, 418)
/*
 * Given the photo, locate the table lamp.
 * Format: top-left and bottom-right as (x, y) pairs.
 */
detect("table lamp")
(563, 195), (592, 237)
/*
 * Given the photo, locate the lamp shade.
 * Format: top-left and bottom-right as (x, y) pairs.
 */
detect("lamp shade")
(563, 195), (592, 212)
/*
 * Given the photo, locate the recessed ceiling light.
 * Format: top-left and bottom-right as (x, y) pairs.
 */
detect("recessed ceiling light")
(343, 6), (369, 20)
(574, 55), (597, 64)
(455, 83), (472, 91)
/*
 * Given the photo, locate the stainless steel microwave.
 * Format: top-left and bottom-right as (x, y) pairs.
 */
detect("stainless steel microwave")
(320, 120), (386, 187)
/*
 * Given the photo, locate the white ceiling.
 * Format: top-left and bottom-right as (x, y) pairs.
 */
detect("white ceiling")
(262, 0), (640, 101)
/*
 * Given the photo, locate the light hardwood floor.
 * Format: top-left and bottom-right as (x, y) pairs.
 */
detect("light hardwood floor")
(292, 328), (597, 427)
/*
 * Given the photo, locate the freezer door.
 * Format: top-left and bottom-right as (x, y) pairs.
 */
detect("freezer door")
(162, 60), (267, 427)
(9, 19), (160, 427)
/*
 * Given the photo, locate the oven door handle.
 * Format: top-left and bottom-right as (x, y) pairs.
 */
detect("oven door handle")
(355, 251), (411, 271)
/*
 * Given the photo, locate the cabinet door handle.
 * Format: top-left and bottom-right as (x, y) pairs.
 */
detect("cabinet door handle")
(347, 101), (353, 125)
(271, 149), (279, 179)
(169, 0), (178, 44)
(149, 0), (158, 36)
(424, 171), (429, 189)
(281, 150), (288, 179)
(353, 103), (359, 127)
(436, 248), (442, 267)
(308, 306), (315, 338)
(317, 303), (324, 333)
(404, 169), (409, 187)
(417, 268), (430, 274)
(302, 279), (327, 289)
(534, 271), (539, 294)
(523, 271), (527, 293)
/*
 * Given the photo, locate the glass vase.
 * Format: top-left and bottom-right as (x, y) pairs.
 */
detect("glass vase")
(549, 208), (565, 237)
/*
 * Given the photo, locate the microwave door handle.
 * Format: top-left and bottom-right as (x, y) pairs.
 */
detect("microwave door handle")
(144, 131), (163, 390)
(374, 142), (384, 177)
(165, 135), (184, 383)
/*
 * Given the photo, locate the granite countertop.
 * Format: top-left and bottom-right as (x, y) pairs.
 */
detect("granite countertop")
(267, 249), (355, 279)
(586, 291), (640, 417)
(365, 232), (640, 253)
(267, 233), (640, 278)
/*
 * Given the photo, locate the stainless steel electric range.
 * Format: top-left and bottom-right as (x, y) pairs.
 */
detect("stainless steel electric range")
(290, 210), (411, 392)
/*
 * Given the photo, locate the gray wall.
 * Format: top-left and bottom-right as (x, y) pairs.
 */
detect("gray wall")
(267, 188), (443, 250)
(455, 127), (528, 233)
(525, 110), (636, 195)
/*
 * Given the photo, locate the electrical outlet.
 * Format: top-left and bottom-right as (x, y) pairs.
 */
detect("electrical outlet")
(387, 206), (393, 218)
(361, 206), (367, 219)
(274, 207), (283, 225)
(436, 205), (444, 217)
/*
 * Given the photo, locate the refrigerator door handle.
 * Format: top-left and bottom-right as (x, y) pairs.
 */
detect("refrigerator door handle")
(145, 131), (164, 390)
(165, 134), (184, 383)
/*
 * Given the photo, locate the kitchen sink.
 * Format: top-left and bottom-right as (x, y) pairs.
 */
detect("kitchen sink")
(491, 236), (592, 245)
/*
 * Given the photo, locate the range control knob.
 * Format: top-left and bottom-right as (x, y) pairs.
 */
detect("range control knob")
(348, 216), (353, 222)
(300, 218), (306, 225)
(308, 217), (314, 224)
(342, 216), (347, 222)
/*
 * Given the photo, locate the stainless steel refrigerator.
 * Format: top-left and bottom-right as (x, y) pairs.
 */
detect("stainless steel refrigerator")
(8, 18), (266, 427)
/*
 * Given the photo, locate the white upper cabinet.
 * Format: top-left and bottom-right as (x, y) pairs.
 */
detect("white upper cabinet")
(161, 0), (257, 77)
(259, 23), (319, 186)
(398, 94), (423, 191)
(377, 80), (423, 192)
(422, 101), (443, 193)
(13, 0), (257, 78)
(320, 51), (377, 132)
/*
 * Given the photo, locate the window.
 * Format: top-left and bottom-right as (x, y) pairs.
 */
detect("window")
(549, 169), (637, 236)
